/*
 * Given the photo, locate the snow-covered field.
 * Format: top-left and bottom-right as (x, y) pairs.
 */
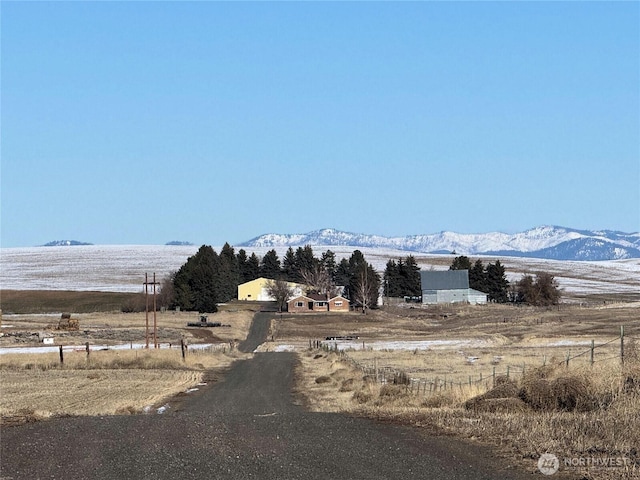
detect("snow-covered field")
(1, 244), (638, 297)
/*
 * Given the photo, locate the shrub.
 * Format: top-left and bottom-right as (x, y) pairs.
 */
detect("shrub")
(339, 378), (356, 392)
(352, 389), (373, 404)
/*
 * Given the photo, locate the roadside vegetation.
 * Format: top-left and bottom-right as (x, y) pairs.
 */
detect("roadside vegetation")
(0, 304), (256, 425)
(0, 347), (248, 425)
(289, 303), (639, 480)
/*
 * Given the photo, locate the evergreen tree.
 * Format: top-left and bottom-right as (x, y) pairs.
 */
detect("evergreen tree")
(246, 253), (260, 282)
(383, 256), (421, 298)
(383, 260), (399, 297)
(236, 249), (249, 283)
(485, 260), (509, 303)
(260, 249), (282, 279)
(217, 243), (239, 301)
(396, 258), (407, 295)
(172, 245), (219, 313)
(450, 255), (472, 271)
(469, 259), (487, 292)
(282, 247), (297, 282)
(404, 255), (422, 297)
(320, 250), (337, 281)
(294, 245), (317, 282)
(334, 258), (352, 297)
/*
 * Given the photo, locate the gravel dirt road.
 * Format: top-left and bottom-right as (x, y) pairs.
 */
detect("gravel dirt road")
(0, 313), (539, 479)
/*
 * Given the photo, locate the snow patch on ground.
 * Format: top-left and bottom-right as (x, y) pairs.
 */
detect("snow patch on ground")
(0, 342), (218, 355)
(543, 340), (594, 347)
(306, 339), (490, 352)
(272, 344), (296, 352)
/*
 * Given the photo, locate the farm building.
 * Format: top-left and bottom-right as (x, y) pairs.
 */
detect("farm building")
(237, 277), (304, 301)
(420, 270), (487, 305)
(287, 294), (350, 313)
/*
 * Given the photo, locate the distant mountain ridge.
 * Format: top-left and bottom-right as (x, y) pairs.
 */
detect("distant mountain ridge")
(238, 226), (640, 261)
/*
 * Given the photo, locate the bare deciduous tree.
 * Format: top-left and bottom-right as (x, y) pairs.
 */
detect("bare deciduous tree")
(265, 279), (295, 312)
(300, 265), (336, 298)
(352, 266), (377, 314)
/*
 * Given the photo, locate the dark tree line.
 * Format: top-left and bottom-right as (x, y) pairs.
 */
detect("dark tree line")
(449, 256), (510, 303)
(168, 244), (381, 312)
(170, 243), (263, 312)
(448, 255), (562, 305)
(383, 255), (421, 298)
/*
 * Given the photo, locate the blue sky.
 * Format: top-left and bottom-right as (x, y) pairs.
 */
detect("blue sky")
(1, 1), (638, 247)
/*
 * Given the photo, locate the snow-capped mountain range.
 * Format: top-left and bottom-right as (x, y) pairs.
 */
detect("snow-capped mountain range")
(238, 226), (640, 261)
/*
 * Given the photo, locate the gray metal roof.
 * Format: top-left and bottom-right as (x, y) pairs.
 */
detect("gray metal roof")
(420, 270), (469, 290)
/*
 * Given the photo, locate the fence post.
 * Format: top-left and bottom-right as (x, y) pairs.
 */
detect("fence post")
(492, 367), (496, 387)
(374, 357), (378, 383)
(181, 339), (186, 362)
(621, 325), (625, 365)
(86, 342), (90, 359)
(59, 345), (64, 365)
(566, 352), (570, 368)
(590, 340), (595, 366)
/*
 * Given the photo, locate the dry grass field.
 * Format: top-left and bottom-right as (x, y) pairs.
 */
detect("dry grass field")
(1, 308), (256, 347)
(0, 303), (257, 425)
(0, 348), (249, 424)
(2, 285), (638, 478)
(284, 303), (640, 479)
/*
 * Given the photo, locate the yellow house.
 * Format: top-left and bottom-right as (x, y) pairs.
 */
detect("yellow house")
(237, 277), (304, 301)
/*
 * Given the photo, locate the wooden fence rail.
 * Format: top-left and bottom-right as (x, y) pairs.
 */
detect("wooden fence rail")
(311, 326), (635, 397)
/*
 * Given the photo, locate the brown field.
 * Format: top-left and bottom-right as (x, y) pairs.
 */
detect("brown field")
(2, 289), (639, 478)
(1, 307), (257, 348)
(0, 300), (257, 425)
(1, 290), (139, 314)
(280, 303), (640, 479)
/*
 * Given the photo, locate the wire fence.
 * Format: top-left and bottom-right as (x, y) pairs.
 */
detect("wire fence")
(314, 326), (638, 397)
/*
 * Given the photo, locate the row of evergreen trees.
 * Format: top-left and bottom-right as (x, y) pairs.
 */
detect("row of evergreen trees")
(383, 256), (421, 298)
(449, 256), (510, 303)
(170, 244), (381, 313)
(383, 254), (512, 303)
(169, 244), (560, 312)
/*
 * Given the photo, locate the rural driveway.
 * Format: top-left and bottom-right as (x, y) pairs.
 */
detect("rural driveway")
(1, 315), (538, 479)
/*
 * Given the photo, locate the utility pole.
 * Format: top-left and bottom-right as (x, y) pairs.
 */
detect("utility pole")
(145, 273), (149, 349)
(144, 273), (161, 349)
(153, 273), (158, 348)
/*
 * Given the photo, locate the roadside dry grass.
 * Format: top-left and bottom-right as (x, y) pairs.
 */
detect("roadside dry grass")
(0, 304), (257, 425)
(296, 349), (640, 480)
(290, 302), (640, 480)
(0, 348), (248, 424)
